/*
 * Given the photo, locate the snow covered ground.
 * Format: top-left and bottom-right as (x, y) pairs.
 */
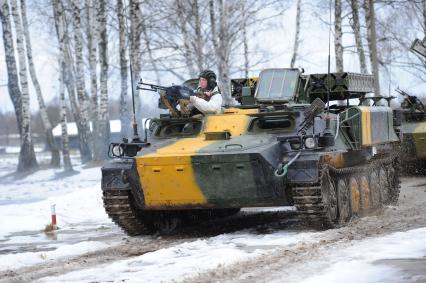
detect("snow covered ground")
(295, 228), (426, 283)
(0, 151), (122, 272)
(1, 149), (425, 283)
(36, 228), (426, 283)
(39, 231), (319, 282)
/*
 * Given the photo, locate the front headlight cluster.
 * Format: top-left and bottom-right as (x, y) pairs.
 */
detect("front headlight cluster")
(112, 144), (125, 157)
(304, 137), (316, 149)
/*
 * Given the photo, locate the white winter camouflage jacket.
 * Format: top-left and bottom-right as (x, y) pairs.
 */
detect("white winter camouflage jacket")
(189, 86), (222, 114)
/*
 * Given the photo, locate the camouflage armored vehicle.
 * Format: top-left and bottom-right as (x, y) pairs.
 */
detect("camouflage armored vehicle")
(102, 68), (401, 235)
(395, 88), (426, 173)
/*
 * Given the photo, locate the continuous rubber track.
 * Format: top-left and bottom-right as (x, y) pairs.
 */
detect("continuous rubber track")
(103, 190), (242, 236)
(104, 154), (401, 234)
(291, 154), (401, 228)
(102, 190), (152, 236)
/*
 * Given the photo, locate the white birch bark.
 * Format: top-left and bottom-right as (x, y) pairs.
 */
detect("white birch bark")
(129, 0), (142, 122)
(140, 7), (161, 84)
(70, 0), (92, 162)
(20, 0), (59, 167)
(364, 0), (381, 96)
(192, 0), (203, 73)
(59, 59), (73, 172)
(52, 0), (92, 163)
(334, 0), (344, 72)
(10, 0), (38, 171)
(117, 0), (131, 138)
(350, 0), (368, 74)
(93, 0), (110, 161)
(85, 0), (99, 140)
(0, 0), (22, 134)
(176, 0), (196, 77)
(290, 0), (301, 68)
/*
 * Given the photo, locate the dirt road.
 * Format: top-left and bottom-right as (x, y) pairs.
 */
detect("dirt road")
(1, 177), (425, 283)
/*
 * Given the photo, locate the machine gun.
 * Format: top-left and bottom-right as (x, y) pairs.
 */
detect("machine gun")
(137, 79), (195, 117)
(395, 87), (425, 113)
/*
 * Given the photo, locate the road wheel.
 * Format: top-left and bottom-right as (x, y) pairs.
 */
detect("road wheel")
(369, 169), (382, 209)
(336, 178), (351, 224)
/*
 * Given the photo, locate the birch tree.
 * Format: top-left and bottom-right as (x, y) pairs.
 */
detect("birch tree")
(290, 0), (302, 68)
(20, 0), (60, 167)
(129, 0), (143, 123)
(116, 0), (131, 137)
(209, 0), (232, 103)
(59, 59), (73, 172)
(93, 0), (110, 161)
(363, 0), (380, 96)
(85, 0), (99, 145)
(70, 0), (92, 162)
(52, 0), (93, 163)
(0, 0), (22, 136)
(334, 0), (344, 72)
(349, 0), (368, 73)
(9, 0), (38, 171)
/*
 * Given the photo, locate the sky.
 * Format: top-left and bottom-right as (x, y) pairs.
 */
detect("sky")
(0, 0), (425, 114)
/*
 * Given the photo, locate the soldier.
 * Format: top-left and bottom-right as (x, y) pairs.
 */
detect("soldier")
(401, 94), (425, 113)
(189, 70), (223, 114)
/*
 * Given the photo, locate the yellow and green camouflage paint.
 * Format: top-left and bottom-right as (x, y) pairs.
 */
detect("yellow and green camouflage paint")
(135, 108), (261, 208)
(129, 105), (399, 210)
(401, 120), (426, 159)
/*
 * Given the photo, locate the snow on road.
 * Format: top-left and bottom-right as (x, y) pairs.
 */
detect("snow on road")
(39, 231), (318, 283)
(296, 227), (426, 283)
(1, 150), (426, 283)
(0, 152), (121, 272)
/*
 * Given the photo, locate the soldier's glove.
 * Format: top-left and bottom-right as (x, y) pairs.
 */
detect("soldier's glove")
(166, 85), (195, 100)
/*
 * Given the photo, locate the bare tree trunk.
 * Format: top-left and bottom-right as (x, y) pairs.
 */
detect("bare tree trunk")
(209, 0), (231, 104)
(290, 0), (301, 68)
(85, 0), (99, 148)
(218, 0), (231, 104)
(242, 8), (249, 77)
(176, 0), (196, 77)
(93, 0), (110, 161)
(140, 6), (161, 84)
(52, 0), (92, 163)
(363, 0), (380, 96)
(10, 0), (38, 172)
(192, 0), (203, 73)
(334, 0), (344, 72)
(0, 0), (22, 136)
(129, 0), (142, 122)
(350, 0), (368, 74)
(59, 60), (73, 172)
(422, 0), (426, 36)
(71, 0), (92, 163)
(20, 0), (59, 167)
(116, 0), (131, 138)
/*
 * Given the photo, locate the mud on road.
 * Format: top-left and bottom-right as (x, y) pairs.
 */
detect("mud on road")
(1, 177), (426, 283)
(185, 176), (426, 283)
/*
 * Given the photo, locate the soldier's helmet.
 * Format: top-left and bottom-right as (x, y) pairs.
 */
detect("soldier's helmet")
(199, 70), (217, 90)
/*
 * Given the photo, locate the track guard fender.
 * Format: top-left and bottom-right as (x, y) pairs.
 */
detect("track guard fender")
(101, 160), (145, 209)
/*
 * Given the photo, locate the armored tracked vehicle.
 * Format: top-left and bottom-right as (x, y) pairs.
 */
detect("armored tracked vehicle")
(395, 88), (426, 173)
(102, 68), (401, 235)
(395, 36), (426, 173)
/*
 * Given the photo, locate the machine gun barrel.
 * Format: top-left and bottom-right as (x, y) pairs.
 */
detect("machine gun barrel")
(136, 79), (168, 92)
(395, 87), (409, 96)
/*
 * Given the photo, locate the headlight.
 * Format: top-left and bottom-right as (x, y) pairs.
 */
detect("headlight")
(112, 144), (124, 157)
(304, 137), (316, 149)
